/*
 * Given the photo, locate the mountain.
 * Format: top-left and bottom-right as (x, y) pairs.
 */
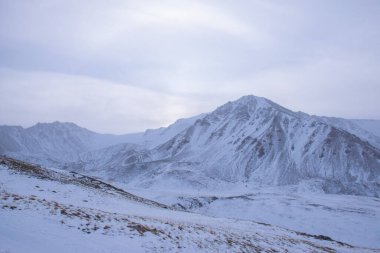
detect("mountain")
(0, 121), (119, 165)
(0, 116), (201, 166)
(1, 95), (380, 197)
(63, 95), (380, 197)
(3, 156), (370, 253)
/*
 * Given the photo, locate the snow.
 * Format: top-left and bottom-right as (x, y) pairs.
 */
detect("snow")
(0, 210), (144, 253)
(1, 161), (374, 253)
(126, 183), (380, 248)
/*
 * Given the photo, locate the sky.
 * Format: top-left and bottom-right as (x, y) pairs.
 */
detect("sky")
(0, 0), (379, 134)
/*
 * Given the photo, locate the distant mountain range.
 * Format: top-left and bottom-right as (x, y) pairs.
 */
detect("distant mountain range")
(1, 95), (379, 196)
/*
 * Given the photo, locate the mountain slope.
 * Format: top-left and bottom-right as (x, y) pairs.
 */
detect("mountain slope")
(351, 119), (380, 138)
(2, 156), (369, 253)
(316, 117), (380, 149)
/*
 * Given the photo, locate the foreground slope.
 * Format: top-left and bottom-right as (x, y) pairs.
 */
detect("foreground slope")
(0, 157), (373, 253)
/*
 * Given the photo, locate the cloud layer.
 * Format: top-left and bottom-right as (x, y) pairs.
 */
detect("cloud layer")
(0, 0), (379, 133)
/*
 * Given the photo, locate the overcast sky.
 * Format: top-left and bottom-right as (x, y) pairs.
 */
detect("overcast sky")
(0, 0), (379, 134)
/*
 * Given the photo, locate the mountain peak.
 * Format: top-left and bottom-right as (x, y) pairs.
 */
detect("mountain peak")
(29, 121), (88, 131)
(210, 95), (294, 121)
(235, 94), (268, 104)
(228, 95), (291, 111)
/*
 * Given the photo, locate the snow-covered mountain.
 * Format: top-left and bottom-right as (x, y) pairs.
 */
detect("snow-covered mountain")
(1, 95), (380, 197)
(64, 95), (380, 197)
(0, 115), (201, 166)
(0, 121), (122, 164)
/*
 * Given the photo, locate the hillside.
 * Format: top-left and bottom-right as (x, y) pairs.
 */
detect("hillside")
(1, 156), (370, 253)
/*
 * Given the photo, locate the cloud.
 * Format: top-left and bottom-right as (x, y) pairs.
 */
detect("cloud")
(0, 68), (215, 134)
(0, 0), (258, 54)
(0, 0), (379, 133)
(215, 54), (380, 120)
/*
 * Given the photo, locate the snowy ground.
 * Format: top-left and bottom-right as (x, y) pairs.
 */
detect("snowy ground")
(0, 158), (376, 253)
(127, 182), (380, 249)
